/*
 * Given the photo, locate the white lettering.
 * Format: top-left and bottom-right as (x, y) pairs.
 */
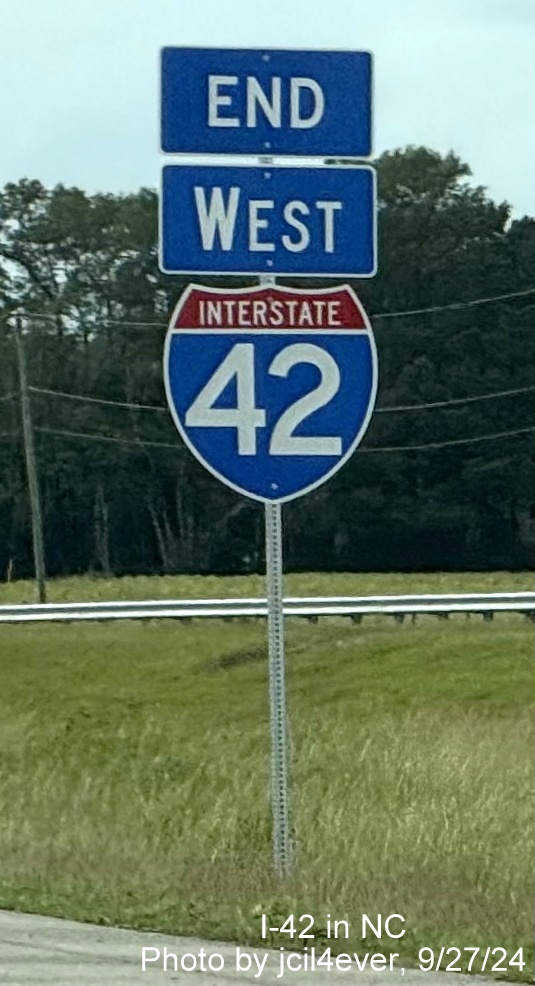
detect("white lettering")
(286, 300), (298, 325)
(270, 300), (284, 326)
(253, 299), (268, 325)
(238, 300), (251, 326)
(282, 201), (310, 252)
(371, 954), (387, 971)
(290, 78), (325, 128)
(317, 200), (342, 252)
(362, 914), (382, 939)
(247, 76), (281, 128)
(194, 194), (343, 257)
(385, 915), (405, 939)
(194, 187), (240, 251)
(206, 300), (222, 326)
(253, 952), (268, 978)
(199, 296), (347, 330)
(298, 301), (314, 326)
(249, 200), (275, 251)
(162, 949), (179, 972)
(223, 300), (236, 322)
(142, 948), (160, 970)
(235, 947), (266, 977)
(313, 300), (327, 322)
(286, 953), (302, 971)
(208, 75), (239, 127)
(208, 953), (225, 972)
(327, 301), (342, 326)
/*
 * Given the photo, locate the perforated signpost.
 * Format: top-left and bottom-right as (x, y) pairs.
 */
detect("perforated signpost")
(159, 47), (377, 877)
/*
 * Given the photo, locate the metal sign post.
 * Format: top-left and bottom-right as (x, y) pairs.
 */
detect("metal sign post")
(159, 45), (377, 881)
(265, 496), (291, 877)
(163, 279), (377, 877)
(163, 279), (378, 879)
(259, 203), (291, 876)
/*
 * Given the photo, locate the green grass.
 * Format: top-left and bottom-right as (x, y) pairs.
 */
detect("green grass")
(0, 568), (532, 603)
(0, 573), (533, 979)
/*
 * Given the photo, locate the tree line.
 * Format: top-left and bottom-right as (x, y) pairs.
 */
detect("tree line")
(0, 145), (534, 581)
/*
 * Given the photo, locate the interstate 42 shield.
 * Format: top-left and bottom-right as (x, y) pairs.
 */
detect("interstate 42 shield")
(163, 284), (378, 503)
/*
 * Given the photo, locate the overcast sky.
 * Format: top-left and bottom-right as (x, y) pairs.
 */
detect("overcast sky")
(0, 0), (534, 217)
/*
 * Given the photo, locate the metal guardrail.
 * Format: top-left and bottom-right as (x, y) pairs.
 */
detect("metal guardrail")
(0, 592), (534, 623)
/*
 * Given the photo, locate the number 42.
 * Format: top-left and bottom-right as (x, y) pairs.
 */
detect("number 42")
(185, 342), (342, 456)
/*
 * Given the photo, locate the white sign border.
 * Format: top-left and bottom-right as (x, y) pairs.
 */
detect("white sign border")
(159, 45), (374, 160)
(163, 282), (379, 504)
(158, 161), (378, 279)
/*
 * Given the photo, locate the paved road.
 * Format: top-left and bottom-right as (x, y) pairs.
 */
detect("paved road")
(0, 910), (500, 985)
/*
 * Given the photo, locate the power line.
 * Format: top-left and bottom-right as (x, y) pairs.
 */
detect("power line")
(372, 286), (535, 320)
(35, 426), (179, 450)
(30, 386), (167, 412)
(17, 284), (535, 329)
(376, 383), (535, 413)
(35, 423), (535, 455)
(358, 424), (535, 453)
(30, 381), (535, 415)
(20, 311), (167, 329)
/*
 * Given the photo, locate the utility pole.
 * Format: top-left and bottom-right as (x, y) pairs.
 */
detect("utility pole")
(14, 316), (47, 603)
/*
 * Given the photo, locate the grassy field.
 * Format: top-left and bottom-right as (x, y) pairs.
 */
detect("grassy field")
(0, 572), (533, 978)
(0, 568), (532, 604)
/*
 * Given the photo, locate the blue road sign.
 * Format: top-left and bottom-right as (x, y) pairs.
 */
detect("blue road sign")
(161, 47), (372, 158)
(159, 163), (376, 277)
(163, 284), (378, 503)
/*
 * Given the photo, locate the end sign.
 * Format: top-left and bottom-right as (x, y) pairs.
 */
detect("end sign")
(159, 44), (378, 882)
(159, 46), (376, 277)
(161, 47), (372, 157)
